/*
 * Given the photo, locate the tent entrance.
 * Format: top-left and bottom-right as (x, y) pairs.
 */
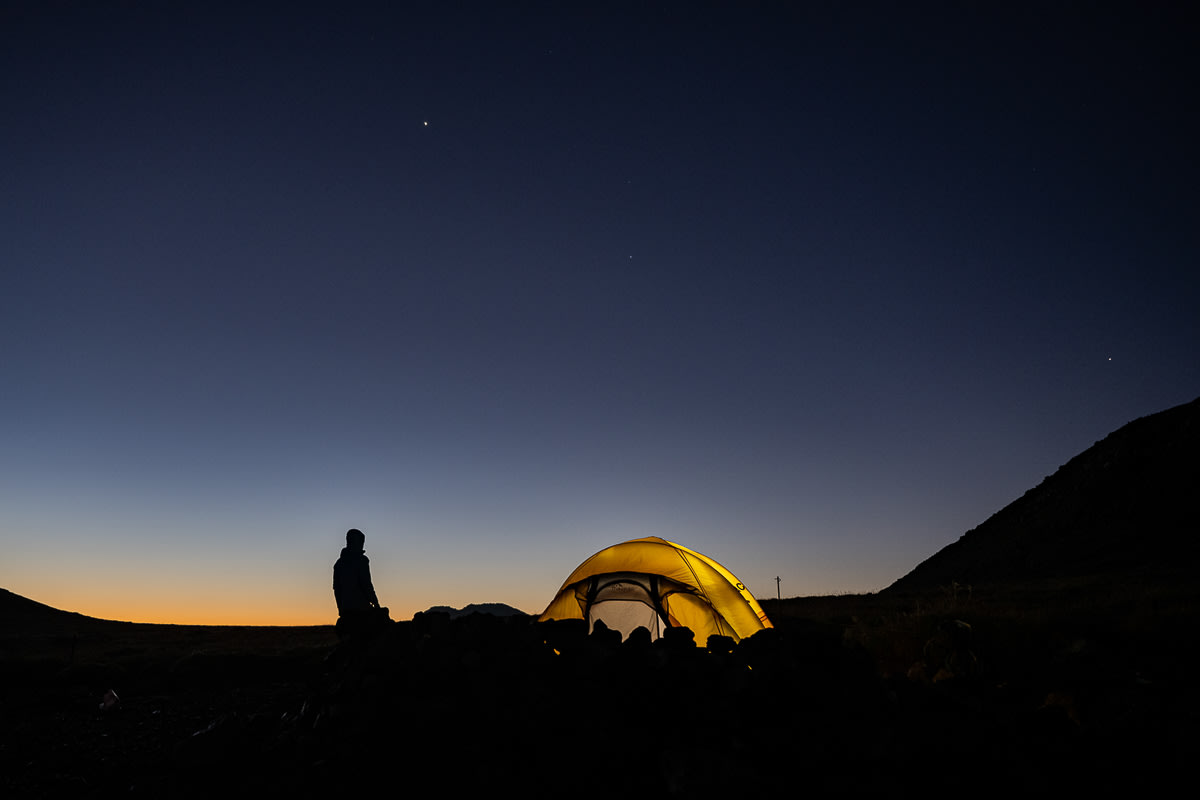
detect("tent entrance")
(585, 573), (668, 641)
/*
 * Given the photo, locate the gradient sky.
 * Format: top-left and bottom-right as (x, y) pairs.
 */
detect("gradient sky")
(3, 2), (1197, 625)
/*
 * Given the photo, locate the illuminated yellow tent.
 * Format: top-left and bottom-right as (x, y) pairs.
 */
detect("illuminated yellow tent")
(538, 537), (772, 644)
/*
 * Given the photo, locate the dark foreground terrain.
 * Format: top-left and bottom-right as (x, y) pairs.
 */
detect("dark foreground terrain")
(3, 583), (1197, 798)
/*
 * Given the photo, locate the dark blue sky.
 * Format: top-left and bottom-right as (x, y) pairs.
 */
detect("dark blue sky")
(3, 1), (1197, 623)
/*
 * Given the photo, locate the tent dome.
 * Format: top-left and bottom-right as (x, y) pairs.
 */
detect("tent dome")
(538, 537), (772, 644)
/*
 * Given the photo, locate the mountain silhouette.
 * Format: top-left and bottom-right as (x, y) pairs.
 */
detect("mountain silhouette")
(887, 396), (1200, 593)
(422, 602), (528, 618)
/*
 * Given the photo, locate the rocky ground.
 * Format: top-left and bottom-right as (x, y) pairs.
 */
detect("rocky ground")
(3, 599), (1195, 797)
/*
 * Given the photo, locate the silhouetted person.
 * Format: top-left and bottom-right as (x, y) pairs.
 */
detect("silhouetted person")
(333, 528), (389, 638)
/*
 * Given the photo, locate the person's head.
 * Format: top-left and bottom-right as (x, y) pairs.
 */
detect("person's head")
(346, 528), (365, 551)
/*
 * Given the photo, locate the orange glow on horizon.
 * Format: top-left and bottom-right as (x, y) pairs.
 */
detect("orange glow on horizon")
(71, 601), (336, 627)
(13, 586), (434, 627)
(8, 559), (543, 627)
(101, 609), (334, 627)
(66, 596), (439, 626)
(10, 584), (335, 627)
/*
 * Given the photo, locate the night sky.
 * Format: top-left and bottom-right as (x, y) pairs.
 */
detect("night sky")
(3, 2), (1197, 624)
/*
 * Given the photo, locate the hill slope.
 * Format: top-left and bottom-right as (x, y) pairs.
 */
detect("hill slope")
(887, 396), (1200, 593)
(0, 587), (111, 634)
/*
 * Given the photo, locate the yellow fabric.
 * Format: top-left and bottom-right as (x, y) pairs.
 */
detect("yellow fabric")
(538, 537), (773, 644)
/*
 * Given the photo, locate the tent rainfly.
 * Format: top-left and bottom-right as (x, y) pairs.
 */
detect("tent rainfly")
(538, 537), (773, 644)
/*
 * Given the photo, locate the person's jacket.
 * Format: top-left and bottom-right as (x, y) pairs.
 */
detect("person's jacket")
(333, 547), (379, 615)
